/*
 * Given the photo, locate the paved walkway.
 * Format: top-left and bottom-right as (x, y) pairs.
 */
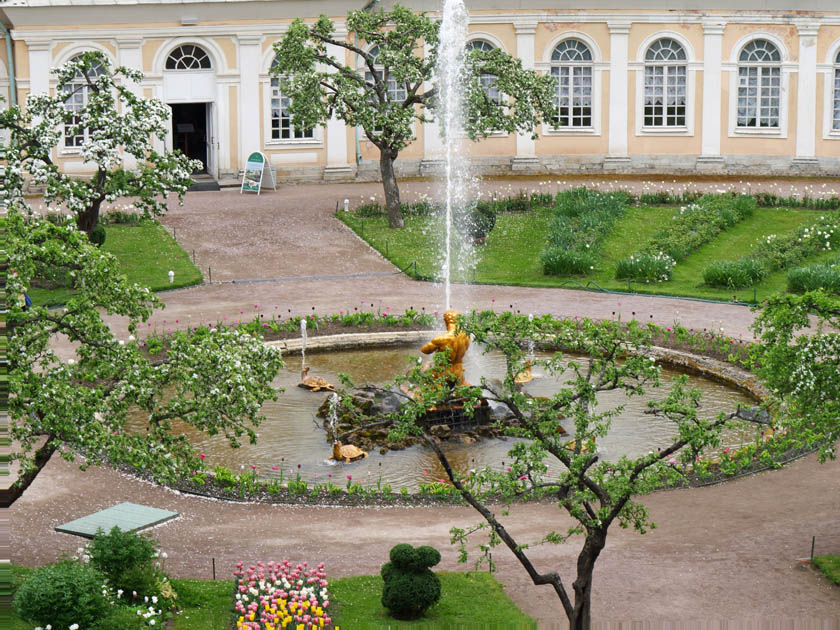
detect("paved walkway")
(12, 176), (840, 626)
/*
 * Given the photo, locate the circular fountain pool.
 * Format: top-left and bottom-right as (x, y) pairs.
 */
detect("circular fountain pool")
(130, 343), (759, 489)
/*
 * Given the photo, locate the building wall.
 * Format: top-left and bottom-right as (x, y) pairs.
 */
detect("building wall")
(4, 2), (840, 181)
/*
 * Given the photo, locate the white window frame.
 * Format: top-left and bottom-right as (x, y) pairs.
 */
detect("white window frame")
(262, 63), (321, 147)
(725, 34), (791, 139)
(52, 45), (115, 156)
(821, 40), (840, 140)
(165, 44), (213, 71)
(632, 32), (698, 137)
(537, 32), (604, 137)
(550, 38), (595, 132)
(464, 33), (509, 137)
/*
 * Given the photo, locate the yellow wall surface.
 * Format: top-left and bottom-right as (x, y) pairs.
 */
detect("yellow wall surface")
(212, 37), (237, 70)
(535, 22), (610, 61)
(815, 73), (839, 157)
(51, 41), (70, 60)
(817, 26), (840, 62)
(723, 23), (798, 62)
(468, 22), (515, 53)
(468, 133), (515, 157)
(142, 40), (164, 72)
(629, 22), (704, 61)
(94, 40), (117, 57)
(15, 40), (29, 80)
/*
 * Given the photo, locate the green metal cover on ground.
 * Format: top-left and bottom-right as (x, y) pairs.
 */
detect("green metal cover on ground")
(55, 502), (179, 538)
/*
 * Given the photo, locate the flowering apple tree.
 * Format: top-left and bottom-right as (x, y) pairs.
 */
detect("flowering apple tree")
(272, 6), (556, 228)
(339, 312), (754, 629)
(6, 206), (284, 505)
(749, 290), (840, 462)
(0, 50), (200, 236)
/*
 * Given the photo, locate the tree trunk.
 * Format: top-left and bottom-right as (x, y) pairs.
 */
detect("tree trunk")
(76, 199), (102, 237)
(379, 148), (404, 229)
(569, 533), (606, 630)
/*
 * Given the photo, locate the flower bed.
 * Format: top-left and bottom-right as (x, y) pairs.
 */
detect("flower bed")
(540, 188), (630, 275)
(616, 194), (756, 283)
(702, 213), (840, 289)
(234, 561), (333, 630)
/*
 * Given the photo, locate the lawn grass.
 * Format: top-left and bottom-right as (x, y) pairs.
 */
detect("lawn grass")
(329, 572), (536, 629)
(27, 220), (203, 307)
(340, 204), (830, 302)
(8, 566), (533, 630)
(813, 555), (840, 586)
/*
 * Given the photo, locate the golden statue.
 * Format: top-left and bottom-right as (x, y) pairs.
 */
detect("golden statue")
(421, 309), (470, 386)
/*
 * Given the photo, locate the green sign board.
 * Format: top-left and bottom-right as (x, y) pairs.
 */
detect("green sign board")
(240, 151), (276, 195)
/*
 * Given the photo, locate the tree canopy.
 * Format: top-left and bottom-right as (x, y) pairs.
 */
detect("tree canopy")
(0, 50), (200, 235)
(272, 6), (556, 227)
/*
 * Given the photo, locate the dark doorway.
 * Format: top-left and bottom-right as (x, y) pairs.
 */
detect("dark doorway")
(171, 103), (208, 173)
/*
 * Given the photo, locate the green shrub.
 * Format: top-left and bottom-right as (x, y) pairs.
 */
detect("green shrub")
(541, 246), (597, 275)
(88, 526), (159, 598)
(455, 202), (496, 240)
(787, 258), (840, 294)
(89, 224), (107, 246)
(102, 210), (142, 225)
(381, 543), (442, 620)
(615, 252), (676, 283)
(703, 258), (767, 289)
(14, 560), (110, 630)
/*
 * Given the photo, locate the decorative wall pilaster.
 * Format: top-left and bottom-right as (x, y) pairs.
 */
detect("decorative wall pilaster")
(605, 22), (631, 164)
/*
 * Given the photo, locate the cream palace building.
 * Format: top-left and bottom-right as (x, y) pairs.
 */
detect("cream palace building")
(1, 0), (838, 184)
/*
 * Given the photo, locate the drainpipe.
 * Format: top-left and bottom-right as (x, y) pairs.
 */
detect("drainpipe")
(0, 21), (17, 107)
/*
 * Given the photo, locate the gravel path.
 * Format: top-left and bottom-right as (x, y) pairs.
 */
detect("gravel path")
(13, 176), (840, 627)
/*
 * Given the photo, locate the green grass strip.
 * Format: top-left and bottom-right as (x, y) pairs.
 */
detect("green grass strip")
(813, 555), (840, 586)
(28, 220), (203, 307)
(329, 572), (536, 629)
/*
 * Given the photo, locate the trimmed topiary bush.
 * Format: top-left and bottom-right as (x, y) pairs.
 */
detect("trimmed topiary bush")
(14, 560), (110, 630)
(381, 543), (442, 620)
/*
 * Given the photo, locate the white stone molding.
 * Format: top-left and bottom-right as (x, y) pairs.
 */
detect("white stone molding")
(514, 21), (538, 163)
(26, 40), (51, 105)
(793, 21), (820, 162)
(465, 31), (507, 53)
(630, 30), (698, 138)
(238, 34), (262, 163)
(606, 21), (631, 162)
(699, 20), (726, 162)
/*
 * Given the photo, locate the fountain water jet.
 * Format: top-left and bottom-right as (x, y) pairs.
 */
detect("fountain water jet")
(436, 0), (472, 311)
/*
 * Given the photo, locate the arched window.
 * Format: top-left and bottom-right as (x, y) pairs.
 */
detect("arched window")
(269, 59), (313, 141)
(643, 38), (686, 128)
(63, 54), (106, 148)
(466, 39), (500, 103)
(551, 39), (593, 128)
(364, 46), (407, 102)
(165, 45), (212, 70)
(833, 49), (840, 131)
(737, 39), (781, 128)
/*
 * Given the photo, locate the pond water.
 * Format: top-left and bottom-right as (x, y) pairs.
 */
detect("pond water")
(132, 345), (758, 489)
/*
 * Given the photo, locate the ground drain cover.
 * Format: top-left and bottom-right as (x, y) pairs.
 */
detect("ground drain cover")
(55, 502), (179, 539)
